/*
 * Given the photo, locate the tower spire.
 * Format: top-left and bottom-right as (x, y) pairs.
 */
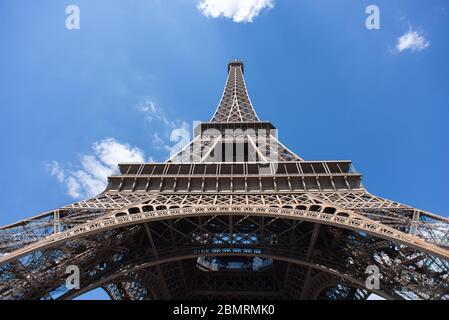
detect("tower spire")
(210, 61), (260, 123)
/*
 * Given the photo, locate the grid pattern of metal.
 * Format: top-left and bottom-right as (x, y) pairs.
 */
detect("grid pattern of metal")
(211, 61), (259, 123)
(0, 61), (448, 300)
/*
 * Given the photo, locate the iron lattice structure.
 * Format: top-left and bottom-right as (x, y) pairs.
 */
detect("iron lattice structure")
(1, 61), (448, 300)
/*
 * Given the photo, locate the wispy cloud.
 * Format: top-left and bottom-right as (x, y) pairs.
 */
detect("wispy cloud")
(47, 161), (65, 183)
(151, 123), (191, 157)
(48, 138), (146, 199)
(151, 132), (165, 148)
(138, 98), (176, 128)
(396, 29), (429, 53)
(138, 98), (191, 157)
(48, 99), (191, 199)
(197, 0), (275, 23)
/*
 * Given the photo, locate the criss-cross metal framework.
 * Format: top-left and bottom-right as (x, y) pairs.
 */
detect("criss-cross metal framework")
(1, 61), (448, 300)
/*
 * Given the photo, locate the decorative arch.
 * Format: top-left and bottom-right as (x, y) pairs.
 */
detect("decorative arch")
(61, 252), (394, 300)
(1, 204), (446, 266)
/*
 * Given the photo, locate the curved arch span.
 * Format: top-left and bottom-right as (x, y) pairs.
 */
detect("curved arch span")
(1, 205), (448, 266)
(60, 251), (396, 300)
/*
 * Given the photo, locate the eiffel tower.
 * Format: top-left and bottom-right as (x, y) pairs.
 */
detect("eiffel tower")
(1, 61), (448, 300)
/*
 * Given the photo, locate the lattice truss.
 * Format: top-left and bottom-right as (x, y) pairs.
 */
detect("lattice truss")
(169, 62), (301, 163)
(0, 190), (448, 300)
(211, 62), (259, 123)
(1, 61), (448, 300)
(168, 133), (302, 163)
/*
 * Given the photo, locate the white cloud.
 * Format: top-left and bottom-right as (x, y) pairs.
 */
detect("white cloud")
(151, 132), (165, 148)
(138, 99), (157, 113)
(138, 99), (176, 128)
(48, 100), (191, 199)
(396, 30), (429, 53)
(138, 98), (192, 157)
(66, 176), (82, 199)
(197, 0), (275, 23)
(48, 138), (145, 199)
(47, 161), (65, 183)
(92, 138), (145, 168)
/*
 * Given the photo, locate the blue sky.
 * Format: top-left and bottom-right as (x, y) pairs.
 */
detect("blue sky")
(1, 0), (448, 299)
